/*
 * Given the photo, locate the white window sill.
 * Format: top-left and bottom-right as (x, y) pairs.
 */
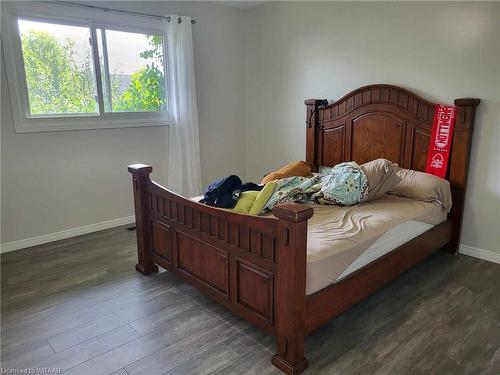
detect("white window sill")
(12, 114), (170, 133)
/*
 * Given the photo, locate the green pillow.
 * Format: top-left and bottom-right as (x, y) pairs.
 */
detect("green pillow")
(232, 191), (259, 214)
(249, 181), (277, 215)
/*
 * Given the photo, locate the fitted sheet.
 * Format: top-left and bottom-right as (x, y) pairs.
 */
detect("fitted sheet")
(305, 195), (447, 295)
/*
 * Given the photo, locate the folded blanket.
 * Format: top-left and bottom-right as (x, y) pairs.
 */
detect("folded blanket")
(263, 162), (368, 212)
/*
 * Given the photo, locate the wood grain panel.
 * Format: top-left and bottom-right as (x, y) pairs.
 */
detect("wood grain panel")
(228, 222), (238, 246)
(151, 220), (172, 263)
(351, 113), (405, 164)
(261, 234), (275, 262)
(192, 209), (200, 231)
(176, 231), (229, 296)
(250, 230), (262, 256)
(170, 201), (177, 221)
(411, 129), (430, 171)
(321, 126), (344, 166)
(201, 213), (210, 234)
(238, 224), (249, 251)
(236, 259), (274, 322)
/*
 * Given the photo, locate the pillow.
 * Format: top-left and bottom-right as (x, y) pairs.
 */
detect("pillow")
(232, 191), (259, 214)
(261, 161), (311, 185)
(388, 167), (452, 210)
(317, 162), (369, 206)
(361, 159), (400, 201)
(249, 181), (278, 215)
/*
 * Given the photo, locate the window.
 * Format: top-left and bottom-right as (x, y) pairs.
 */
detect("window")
(2, 3), (168, 132)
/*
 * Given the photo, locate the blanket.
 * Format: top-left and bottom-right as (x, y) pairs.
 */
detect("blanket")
(263, 162), (368, 212)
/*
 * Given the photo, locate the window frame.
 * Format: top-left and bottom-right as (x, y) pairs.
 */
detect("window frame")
(2, 2), (169, 133)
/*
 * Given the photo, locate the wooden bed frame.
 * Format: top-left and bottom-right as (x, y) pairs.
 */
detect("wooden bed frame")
(128, 84), (479, 374)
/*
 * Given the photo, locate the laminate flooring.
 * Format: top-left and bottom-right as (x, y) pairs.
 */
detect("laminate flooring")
(1, 226), (499, 374)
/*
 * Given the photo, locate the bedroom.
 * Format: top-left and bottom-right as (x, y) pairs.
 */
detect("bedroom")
(1, 1), (499, 374)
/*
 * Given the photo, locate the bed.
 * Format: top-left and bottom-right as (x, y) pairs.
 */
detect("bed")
(128, 84), (479, 374)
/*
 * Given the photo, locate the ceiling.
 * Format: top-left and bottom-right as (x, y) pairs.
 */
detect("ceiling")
(209, 1), (268, 9)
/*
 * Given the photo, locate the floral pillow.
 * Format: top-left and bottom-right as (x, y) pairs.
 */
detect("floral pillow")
(316, 162), (369, 205)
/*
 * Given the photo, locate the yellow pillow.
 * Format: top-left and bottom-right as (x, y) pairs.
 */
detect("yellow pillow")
(261, 161), (311, 185)
(249, 181), (277, 215)
(232, 191), (259, 214)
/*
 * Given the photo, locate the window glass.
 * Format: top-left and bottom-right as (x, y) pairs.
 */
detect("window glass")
(99, 29), (166, 113)
(18, 19), (98, 116)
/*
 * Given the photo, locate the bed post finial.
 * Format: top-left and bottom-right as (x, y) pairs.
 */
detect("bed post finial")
(128, 164), (158, 275)
(305, 99), (327, 172)
(128, 164), (153, 175)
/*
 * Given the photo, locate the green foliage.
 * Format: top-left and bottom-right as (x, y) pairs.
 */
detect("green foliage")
(112, 64), (165, 112)
(112, 34), (166, 112)
(21, 30), (165, 115)
(21, 30), (96, 114)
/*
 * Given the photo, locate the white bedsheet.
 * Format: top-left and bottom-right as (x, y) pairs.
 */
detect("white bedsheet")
(337, 220), (433, 280)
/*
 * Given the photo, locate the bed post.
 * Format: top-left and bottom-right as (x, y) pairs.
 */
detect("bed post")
(446, 98), (480, 253)
(271, 203), (314, 375)
(128, 164), (158, 275)
(305, 99), (328, 172)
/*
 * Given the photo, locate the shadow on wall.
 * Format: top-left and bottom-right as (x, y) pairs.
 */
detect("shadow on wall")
(461, 98), (500, 252)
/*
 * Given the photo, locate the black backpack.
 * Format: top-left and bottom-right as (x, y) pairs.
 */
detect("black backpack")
(201, 175), (242, 208)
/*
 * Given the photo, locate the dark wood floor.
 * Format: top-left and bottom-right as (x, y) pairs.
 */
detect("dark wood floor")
(1, 226), (499, 374)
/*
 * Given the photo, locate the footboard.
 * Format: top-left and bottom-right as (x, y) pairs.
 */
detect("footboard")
(128, 164), (312, 374)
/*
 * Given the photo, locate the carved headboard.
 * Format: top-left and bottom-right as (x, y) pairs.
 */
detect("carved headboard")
(306, 85), (480, 189)
(305, 84), (480, 249)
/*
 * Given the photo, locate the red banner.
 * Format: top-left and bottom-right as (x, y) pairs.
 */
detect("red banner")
(425, 104), (457, 178)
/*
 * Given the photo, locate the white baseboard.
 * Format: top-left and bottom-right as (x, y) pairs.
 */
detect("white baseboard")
(459, 244), (500, 265)
(0, 216), (135, 253)
(2, 222), (499, 266)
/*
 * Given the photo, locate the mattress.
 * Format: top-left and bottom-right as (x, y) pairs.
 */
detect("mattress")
(305, 195), (447, 295)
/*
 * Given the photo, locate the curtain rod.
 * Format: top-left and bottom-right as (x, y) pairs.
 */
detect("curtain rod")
(53, 1), (197, 24)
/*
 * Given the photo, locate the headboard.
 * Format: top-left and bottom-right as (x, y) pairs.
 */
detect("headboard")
(305, 85), (479, 189)
(305, 84), (480, 250)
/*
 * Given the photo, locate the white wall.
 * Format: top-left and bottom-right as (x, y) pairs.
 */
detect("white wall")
(242, 2), (500, 255)
(1, 1), (245, 246)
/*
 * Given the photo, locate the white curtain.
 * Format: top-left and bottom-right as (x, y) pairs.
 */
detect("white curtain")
(164, 15), (202, 197)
